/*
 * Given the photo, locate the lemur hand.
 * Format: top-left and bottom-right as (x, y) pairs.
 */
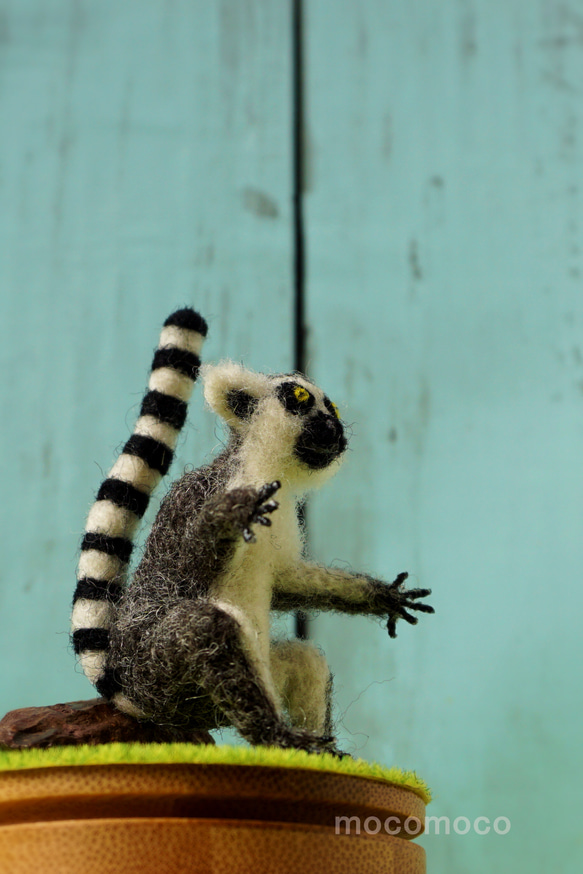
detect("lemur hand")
(381, 572), (434, 638)
(241, 481), (280, 543)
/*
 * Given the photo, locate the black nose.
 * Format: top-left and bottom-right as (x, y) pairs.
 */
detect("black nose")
(310, 412), (343, 447)
(296, 411), (347, 468)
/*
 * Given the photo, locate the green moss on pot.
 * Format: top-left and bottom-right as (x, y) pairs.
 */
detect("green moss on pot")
(0, 742), (430, 804)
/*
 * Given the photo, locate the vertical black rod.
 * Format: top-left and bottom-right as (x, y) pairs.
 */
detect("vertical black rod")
(292, 0), (306, 375)
(292, 0), (309, 641)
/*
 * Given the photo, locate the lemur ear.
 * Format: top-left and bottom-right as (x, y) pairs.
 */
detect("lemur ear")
(201, 362), (271, 427)
(225, 389), (257, 420)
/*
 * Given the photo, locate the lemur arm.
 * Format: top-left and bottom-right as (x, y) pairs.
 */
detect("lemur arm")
(271, 563), (434, 638)
(179, 482), (279, 561)
(139, 477), (279, 589)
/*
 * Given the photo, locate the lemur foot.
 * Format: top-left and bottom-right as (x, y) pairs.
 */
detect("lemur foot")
(269, 726), (343, 757)
(384, 572), (434, 638)
(240, 481), (281, 543)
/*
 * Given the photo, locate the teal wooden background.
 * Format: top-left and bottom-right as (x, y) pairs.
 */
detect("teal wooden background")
(1, 2), (582, 871)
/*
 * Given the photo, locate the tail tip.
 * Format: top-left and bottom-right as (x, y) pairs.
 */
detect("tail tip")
(164, 307), (208, 337)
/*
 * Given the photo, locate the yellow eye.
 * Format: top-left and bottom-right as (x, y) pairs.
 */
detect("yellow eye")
(294, 386), (310, 403)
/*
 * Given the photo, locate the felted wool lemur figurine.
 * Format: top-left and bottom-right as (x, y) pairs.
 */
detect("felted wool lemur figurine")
(72, 308), (433, 755)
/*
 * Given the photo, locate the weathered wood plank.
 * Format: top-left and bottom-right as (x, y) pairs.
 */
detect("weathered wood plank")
(0, 0), (295, 717)
(303, 1), (583, 870)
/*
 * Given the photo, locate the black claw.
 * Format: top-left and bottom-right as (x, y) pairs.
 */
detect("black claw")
(389, 571), (409, 589)
(399, 609), (418, 625)
(404, 587), (432, 600)
(242, 528), (256, 543)
(256, 515), (272, 527)
(274, 729), (340, 756)
(332, 749), (352, 760)
(258, 481), (281, 501)
(407, 602), (435, 614)
(387, 616), (397, 638)
(397, 595), (434, 613)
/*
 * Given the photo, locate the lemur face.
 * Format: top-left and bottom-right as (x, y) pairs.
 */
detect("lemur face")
(275, 379), (347, 470)
(202, 363), (348, 477)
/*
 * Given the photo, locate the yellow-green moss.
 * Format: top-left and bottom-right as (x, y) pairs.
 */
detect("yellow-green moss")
(0, 742), (430, 803)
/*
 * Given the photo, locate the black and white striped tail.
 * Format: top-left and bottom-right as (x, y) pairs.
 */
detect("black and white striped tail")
(71, 308), (208, 708)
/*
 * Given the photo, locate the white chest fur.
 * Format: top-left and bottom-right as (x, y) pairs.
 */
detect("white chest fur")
(209, 479), (300, 641)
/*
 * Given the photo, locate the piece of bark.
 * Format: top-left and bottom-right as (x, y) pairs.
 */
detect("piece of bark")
(0, 699), (214, 750)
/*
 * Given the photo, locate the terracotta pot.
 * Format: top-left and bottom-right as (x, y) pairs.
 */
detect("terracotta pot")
(0, 762), (426, 873)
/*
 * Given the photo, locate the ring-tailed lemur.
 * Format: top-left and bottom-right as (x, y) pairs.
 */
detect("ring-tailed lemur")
(72, 308), (434, 754)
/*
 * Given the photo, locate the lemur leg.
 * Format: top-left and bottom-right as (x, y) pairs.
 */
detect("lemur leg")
(117, 599), (336, 752)
(270, 640), (333, 735)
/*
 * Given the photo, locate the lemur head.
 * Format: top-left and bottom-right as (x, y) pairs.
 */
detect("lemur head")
(202, 362), (347, 489)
